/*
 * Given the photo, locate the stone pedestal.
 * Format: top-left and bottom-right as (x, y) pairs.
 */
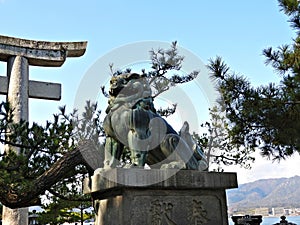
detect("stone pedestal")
(85, 168), (237, 225)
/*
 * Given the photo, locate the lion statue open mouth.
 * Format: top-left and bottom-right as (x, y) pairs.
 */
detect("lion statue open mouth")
(101, 72), (208, 170)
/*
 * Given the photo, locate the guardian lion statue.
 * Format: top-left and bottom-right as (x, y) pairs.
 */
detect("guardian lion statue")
(101, 72), (208, 170)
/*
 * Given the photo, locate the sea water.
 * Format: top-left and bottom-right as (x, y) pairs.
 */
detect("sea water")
(228, 216), (300, 224)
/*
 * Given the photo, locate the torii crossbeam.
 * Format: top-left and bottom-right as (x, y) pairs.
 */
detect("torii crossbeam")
(0, 35), (87, 104)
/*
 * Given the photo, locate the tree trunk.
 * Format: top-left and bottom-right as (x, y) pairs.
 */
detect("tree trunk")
(0, 140), (100, 209)
(81, 205), (84, 225)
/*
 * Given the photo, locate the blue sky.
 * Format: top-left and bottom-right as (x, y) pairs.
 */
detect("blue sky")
(0, 0), (299, 183)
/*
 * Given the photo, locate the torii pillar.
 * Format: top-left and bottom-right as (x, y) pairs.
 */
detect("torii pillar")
(0, 35), (87, 225)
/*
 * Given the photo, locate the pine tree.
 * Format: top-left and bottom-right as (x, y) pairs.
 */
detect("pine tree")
(195, 106), (255, 171)
(208, 0), (300, 161)
(36, 197), (94, 225)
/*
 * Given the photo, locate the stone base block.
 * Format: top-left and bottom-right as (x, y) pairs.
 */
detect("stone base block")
(86, 169), (237, 225)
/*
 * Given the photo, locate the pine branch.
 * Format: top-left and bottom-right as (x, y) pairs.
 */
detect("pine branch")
(48, 188), (91, 202)
(0, 140), (98, 208)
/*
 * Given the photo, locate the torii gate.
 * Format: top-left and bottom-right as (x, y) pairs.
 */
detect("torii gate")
(0, 35), (87, 225)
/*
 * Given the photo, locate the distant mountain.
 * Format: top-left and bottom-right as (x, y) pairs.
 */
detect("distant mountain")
(227, 176), (300, 209)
